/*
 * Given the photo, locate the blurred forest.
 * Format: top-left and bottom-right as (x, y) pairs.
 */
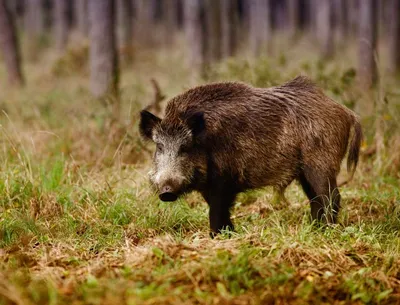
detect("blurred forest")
(0, 0), (398, 171)
(0, 0), (399, 92)
(1, 0), (398, 162)
(1, 2), (400, 304)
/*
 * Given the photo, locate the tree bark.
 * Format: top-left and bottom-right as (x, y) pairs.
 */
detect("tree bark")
(379, 0), (391, 38)
(133, 0), (153, 46)
(24, 0), (44, 36)
(183, 0), (206, 77)
(358, 0), (378, 88)
(287, 0), (299, 37)
(54, 0), (69, 51)
(249, 0), (271, 57)
(220, 0), (238, 58)
(74, 0), (88, 37)
(161, 0), (179, 46)
(316, 0), (334, 58)
(0, 0), (24, 86)
(388, 0), (400, 75)
(333, 0), (349, 42)
(271, 0), (286, 31)
(116, 0), (133, 63)
(204, 0), (222, 62)
(89, 0), (119, 103)
(24, 0), (44, 59)
(349, 0), (359, 37)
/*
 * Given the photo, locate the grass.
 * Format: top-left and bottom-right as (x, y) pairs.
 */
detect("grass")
(0, 36), (400, 304)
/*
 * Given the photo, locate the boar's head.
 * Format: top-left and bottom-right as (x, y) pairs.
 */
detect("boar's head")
(139, 110), (207, 202)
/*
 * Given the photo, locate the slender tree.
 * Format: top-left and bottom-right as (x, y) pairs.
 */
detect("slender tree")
(379, 0), (391, 38)
(287, 0), (299, 37)
(24, 0), (45, 36)
(0, 0), (24, 86)
(162, 0), (179, 46)
(5, 0), (18, 20)
(116, 0), (133, 63)
(274, 0), (286, 31)
(220, 0), (238, 58)
(316, 0), (334, 58)
(88, 0), (119, 103)
(204, 0), (222, 62)
(74, 0), (88, 37)
(349, 0), (359, 37)
(388, 0), (400, 75)
(358, 0), (378, 88)
(24, 0), (44, 59)
(54, 0), (69, 51)
(249, 0), (271, 56)
(184, 0), (206, 76)
(333, 0), (349, 43)
(133, 0), (153, 46)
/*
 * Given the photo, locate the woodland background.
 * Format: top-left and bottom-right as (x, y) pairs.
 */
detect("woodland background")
(0, 1), (399, 304)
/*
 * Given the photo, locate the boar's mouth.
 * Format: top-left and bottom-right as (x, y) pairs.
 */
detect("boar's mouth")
(159, 192), (178, 202)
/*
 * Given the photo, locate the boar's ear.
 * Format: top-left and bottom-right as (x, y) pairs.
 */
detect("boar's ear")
(186, 112), (206, 138)
(139, 110), (161, 140)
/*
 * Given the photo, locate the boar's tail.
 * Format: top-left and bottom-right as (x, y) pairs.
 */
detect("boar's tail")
(347, 117), (363, 179)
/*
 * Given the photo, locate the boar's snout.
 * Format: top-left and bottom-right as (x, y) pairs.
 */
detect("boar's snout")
(159, 185), (178, 202)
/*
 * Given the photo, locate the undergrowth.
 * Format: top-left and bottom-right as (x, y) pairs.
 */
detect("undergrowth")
(0, 37), (399, 304)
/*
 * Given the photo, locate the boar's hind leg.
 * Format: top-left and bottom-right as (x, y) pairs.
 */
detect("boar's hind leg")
(299, 167), (341, 224)
(202, 185), (236, 236)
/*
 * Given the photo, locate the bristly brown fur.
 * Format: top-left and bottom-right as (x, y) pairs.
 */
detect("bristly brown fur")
(163, 76), (361, 186)
(141, 76), (363, 234)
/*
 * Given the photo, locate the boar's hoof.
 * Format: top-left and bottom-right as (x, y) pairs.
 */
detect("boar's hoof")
(159, 192), (178, 202)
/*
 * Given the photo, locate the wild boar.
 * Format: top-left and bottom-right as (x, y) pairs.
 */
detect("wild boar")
(139, 76), (362, 235)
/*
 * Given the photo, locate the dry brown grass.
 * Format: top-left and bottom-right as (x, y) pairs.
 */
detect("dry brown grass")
(0, 37), (399, 304)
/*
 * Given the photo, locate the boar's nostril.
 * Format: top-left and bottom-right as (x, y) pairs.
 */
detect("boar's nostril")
(161, 185), (172, 193)
(159, 192), (178, 202)
(159, 183), (178, 201)
(159, 185), (178, 202)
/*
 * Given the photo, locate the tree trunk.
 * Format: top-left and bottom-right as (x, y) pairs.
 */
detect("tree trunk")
(6, 0), (18, 25)
(183, 0), (206, 77)
(162, 0), (179, 46)
(24, 0), (45, 34)
(388, 0), (400, 75)
(358, 0), (378, 88)
(220, 0), (238, 58)
(54, 0), (69, 51)
(379, 0), (391, 38)
(249, 0), (271, 57)
(349, 0), (359, 37)
(204, 0), (222, 62)
(0, 0), (24, 86)
(333, 0), (349, 43)
(116, 0), (133, 63)
(287, 0), (299, 37)
(271, 0), (286, 31)
(316, 0), (334, 58)
(24, 0), (44, 59)
(89, 0), (119, 104)
(134, 0), (153, 46)
(74, 0), (88, 37)
(307, 0), (318, 38)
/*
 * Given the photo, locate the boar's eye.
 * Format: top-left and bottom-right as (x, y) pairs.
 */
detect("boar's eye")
(156, 143), (164, 153)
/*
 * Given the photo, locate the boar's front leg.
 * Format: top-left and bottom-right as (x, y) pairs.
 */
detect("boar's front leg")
(201, 182), (237, 236)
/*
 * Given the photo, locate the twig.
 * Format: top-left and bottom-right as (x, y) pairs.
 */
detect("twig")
(143, 78), (166, 116)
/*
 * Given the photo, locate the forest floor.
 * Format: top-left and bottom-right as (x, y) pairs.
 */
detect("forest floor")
(0, 39), (400, 304)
